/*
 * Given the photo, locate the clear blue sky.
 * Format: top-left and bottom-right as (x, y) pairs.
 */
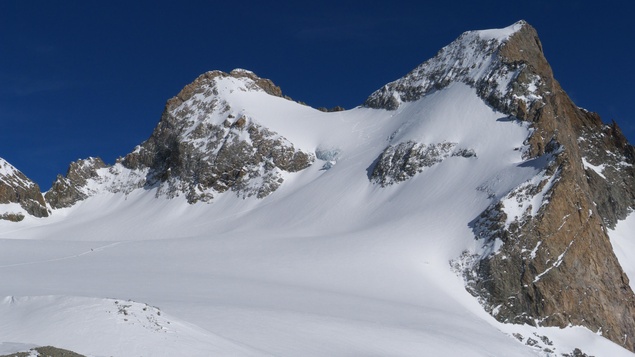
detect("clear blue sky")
(1, 1), (633, 189)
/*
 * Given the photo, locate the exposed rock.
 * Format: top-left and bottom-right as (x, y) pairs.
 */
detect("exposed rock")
(45, 157), (107, 209)
(447, 21), (635, 351)
(228, 68), (284, 98)
(562, 348), (593, 357)
(364, 20), (546, 117)
(121, 70), (314, 202)
(0, 158), (48, 219)
(0, 212), (25, 222)
(317, 106), (345, 112)
(0, 345), (87, 357)
(577, 117), (635, 228)
(166, 69), (285, 113)
(52, 70), (314, 205)
(370, 141), (464, 186)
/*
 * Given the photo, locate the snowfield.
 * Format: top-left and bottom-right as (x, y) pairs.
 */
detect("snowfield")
(610, 213), (635, 293)
(1, 23), (633, 356)
(0, 83), (631, 356)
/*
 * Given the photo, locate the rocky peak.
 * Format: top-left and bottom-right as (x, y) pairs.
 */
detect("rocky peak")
(437, 21), (635, 351)
(165, 69), (284, 113)
(363, 20), (548, 118)
(228, 68), (284, 97)
(577, 117), (635, 228)
(362, 19), (635, 351)
(0, 158), (48, 220)
(46, 69), (314, 206)
(121, 68), (314, 203)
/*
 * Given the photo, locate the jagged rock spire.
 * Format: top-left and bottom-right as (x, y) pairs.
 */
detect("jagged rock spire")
(444, 21), (635, 351)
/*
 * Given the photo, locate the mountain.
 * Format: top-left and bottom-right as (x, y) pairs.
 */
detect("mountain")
(0, 20), (634, 356)
(0, 158), (48, 221)
(363, 20), (635, 349)
(44, 69), (314, 207)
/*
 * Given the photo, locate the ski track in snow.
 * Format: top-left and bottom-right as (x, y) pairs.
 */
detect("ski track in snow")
(0, 241), (122, 269)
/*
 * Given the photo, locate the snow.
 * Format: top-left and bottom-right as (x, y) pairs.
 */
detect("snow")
(0, 55), (632, 356)
(0, 342), (38, 355)
(475, 20), (526, 41)
(529, 241), (542, 259)
(582, 157), (607, 179)
(0, 202), (28, 217)
(0, 157), (36, 189)
(364, 20), (533, 114)
(498, 323), (635, 357)
(500, 167), (560, 229)
(0, 158), (20, 177)
(513, 74), (543, 106)
(609, 212), (635, 292)
(230, 68), (255, 75)
(0, 295), (261, 356)
(533, 240), (574, 283)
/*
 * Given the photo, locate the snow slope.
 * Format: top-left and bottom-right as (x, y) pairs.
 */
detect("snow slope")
(0, 23), (633, 356)
(0, 295), (261, 356)
(610, 212), (635, 292)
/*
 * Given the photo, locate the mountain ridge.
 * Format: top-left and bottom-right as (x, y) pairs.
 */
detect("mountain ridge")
(44, 69), (315, 207)
(1, 20), (634, 355)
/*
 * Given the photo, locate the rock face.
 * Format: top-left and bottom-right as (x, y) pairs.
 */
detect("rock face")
(45, 157), (107, 209)
(0, 158), (48, 220)
(364, 21), (544, 116)
(473, 24), (635, 351)
(424, 22), (635, 350)
(370, 141), (475, 186)
(47, 69), (314, 204)
(577, 117), (635, 228)
(365, 20), (635, 351)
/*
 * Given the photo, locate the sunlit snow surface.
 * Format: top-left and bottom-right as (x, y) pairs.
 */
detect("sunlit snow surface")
(0, 82), (632, 355)
(610, 212), (635, 293)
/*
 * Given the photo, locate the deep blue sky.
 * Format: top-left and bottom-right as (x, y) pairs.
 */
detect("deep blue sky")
(1, 1), (633, 189)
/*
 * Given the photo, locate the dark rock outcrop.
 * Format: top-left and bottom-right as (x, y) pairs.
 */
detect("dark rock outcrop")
(437, 21), (635, 351)
(45, 157), (107, 209)
(0, 158), (48, 220)
(317, 106), (345, 112)
(0, 345), (87, 357)
(121, 69), (314, 202)
(370, 141), (475, 186)
(163, 69), (284, 114)
(364, 20), (546, 116)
